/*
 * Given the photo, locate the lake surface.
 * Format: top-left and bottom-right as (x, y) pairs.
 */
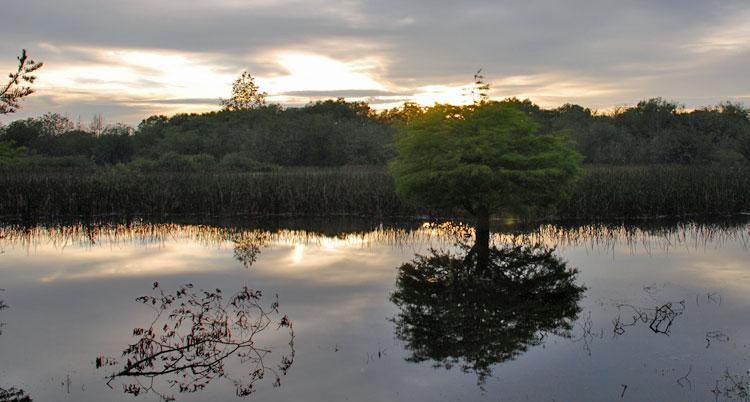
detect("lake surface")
(1, 218), (749, 402)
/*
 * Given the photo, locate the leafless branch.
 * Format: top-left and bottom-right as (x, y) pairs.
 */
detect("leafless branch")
(96, 283), (294, 399)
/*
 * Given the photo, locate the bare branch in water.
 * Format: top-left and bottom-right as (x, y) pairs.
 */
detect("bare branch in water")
(96, 283), (294, 400)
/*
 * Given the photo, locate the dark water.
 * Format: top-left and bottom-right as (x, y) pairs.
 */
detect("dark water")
(1, 219), (749, 402)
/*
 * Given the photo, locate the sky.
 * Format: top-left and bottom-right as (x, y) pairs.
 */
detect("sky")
(2, 0), (750, 125)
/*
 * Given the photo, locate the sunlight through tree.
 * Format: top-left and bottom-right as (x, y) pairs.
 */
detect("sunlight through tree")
(220, 71), (268, 111)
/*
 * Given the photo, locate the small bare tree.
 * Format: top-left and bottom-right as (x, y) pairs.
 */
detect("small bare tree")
(1, 49), (43, 114)
(90, 113), (105, 135)
(220, 71), (267, 111)
(471, 69), (490, 104)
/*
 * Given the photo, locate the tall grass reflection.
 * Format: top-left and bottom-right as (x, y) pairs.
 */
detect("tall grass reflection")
(1, 219), (747, 257)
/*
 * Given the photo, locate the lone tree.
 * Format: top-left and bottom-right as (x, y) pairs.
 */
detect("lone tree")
(220, 71), (267, 111)
(1, 49), (43, 114)
(389, 100), (582, 257)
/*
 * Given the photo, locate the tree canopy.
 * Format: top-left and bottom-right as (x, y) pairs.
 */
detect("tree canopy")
(389, 101), (582, 223)
(2, 96), (749, 170)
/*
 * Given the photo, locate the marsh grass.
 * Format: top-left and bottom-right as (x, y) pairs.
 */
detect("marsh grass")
(1, 165), (748, 220)
(0, 166), (409, 219)
(558, 165), (750, 218)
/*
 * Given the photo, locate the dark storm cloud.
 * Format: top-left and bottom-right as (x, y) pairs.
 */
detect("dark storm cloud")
(2, 0), (749, 123)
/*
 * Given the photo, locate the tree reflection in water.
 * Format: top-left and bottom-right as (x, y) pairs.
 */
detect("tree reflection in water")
(391, 240), (585, 386)
(0, 387), (32, 402)
(233, 232), (270, 269)
(97, 283), (294, 400)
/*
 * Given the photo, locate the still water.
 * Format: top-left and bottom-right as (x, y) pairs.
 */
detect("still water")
(1, 218), (749, 402)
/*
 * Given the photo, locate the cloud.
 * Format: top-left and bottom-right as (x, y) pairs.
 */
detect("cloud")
(1, 0), (749, 123)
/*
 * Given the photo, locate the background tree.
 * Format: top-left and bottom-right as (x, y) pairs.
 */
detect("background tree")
(1, 49), (43, 114)
(220, 71), (268, 111)
(93, 124), (135, 165)
(89, 113), (105, 135)
(389, 101), (582, 247)
(34, 112), (74, 136)
(1, 93), (746, 169)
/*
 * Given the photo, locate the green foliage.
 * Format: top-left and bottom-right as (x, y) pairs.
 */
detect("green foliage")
(614, 98), (680, 139)
(8, 155), (96, 169)
(152, 152), (214, 171)
(0, 119), (41, 148)
(93, 131), (135, 165)
(390, 102), (582, 218)
(3, 97), (749, 170)
(32, 130), (97, 158)
(219, 152), (276, 172)
(573, 121), (636, 164)
(304, 98), (371, 119)
(556, 99), (750, 165)
(132, 103), (395, 166)
(0, 141), (27, 164)
(379, 102), (426, 126)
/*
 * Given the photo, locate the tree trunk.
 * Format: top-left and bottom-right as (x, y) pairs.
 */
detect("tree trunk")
(475, 207), (490, 273)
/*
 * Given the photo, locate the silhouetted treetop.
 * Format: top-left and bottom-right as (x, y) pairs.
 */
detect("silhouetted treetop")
(1, 49), (43, 115)
(221, 71), (268, 111)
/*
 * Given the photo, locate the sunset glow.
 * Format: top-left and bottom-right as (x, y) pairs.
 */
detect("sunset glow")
(2, 0), (749, 123)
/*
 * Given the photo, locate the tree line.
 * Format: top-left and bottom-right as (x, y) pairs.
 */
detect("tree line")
(0, 99), (395, 169)
(2, 99), (750, 169)
(507, 98), (750, 165)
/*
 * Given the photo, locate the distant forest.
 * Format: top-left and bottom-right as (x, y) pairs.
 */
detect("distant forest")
(1, 97), (749, 170)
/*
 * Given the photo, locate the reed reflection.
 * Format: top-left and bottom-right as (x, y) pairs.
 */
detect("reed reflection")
(96, 283), (295, 400)
(390, 239), (585, 386)
(0, 219), (748, 258)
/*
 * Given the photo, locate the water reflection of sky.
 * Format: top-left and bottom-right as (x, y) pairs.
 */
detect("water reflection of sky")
(0, 220), (749, 401)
